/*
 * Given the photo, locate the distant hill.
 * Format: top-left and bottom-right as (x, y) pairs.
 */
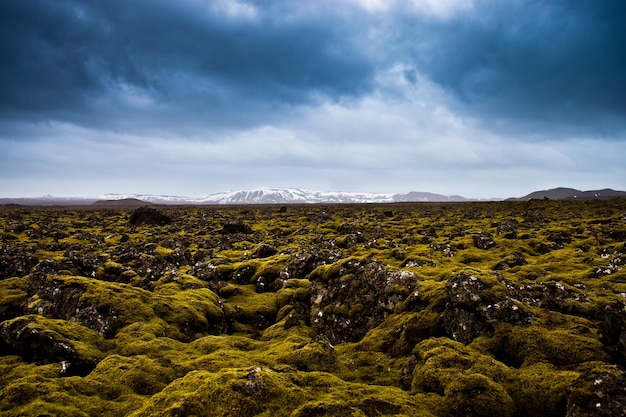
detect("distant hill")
(510, 187), (626, 201)
(92, 198), (153, 207)
(392, 191), (468, 202)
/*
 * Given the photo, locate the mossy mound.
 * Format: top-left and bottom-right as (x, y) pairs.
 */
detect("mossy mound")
(1, 200), (626, 416)
(131, 367), (436, 417)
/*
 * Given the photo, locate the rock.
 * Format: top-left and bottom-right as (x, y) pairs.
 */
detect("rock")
(539, 281), (592, 313)
(219, 220), (253, 234)
(251, 244), (277, 259)
(493, 252), (527, 270)
(286, 249), (343, 279)
(0, 247), (38, 279)
(25, 268), (154, 338)
(128, 207), (172, 226)
(495, 219), (518, 239)
(309, 259), (418, 344)
(547, 230), (572, 246)
(566, 366), (626, 417)
(233, 367), (267, 397)
(473, 232), (496, 249)
(597, 301), (626, 365)
(0, 315), (106, 376)
(442, 272), (532, 344)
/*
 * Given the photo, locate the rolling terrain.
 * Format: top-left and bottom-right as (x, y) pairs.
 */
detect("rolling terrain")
(1, 200), (625, 416)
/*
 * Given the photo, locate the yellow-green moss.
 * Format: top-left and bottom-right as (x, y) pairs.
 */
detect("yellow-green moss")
(507, 362), (580, 417)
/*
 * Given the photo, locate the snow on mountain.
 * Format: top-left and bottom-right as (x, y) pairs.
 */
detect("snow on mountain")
(198, 188), (396, 204)
(98, 193), (197, 204)
(98, 188), (469, 204)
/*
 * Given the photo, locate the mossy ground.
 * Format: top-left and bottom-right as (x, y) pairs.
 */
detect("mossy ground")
(1, 200), (625, 416)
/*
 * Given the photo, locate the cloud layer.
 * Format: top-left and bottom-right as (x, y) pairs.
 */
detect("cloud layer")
(1, 0), (625, 198)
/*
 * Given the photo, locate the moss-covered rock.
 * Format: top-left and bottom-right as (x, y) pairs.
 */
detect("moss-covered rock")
(25, 273), (155, 338)
(309, 258), (418, 344)
(565, 364), (626, 417)
(2, 200), (626, 416)
(0, 277), (27, 321)
(0, 315), (110, 376)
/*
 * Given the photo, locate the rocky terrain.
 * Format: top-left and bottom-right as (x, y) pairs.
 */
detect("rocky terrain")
(1, 200), (625, 416)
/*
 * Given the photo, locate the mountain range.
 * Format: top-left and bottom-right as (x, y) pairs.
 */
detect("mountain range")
(1, 187), (625, 206)
(95, 188), (471, 205)
(507, 187), (626, 201)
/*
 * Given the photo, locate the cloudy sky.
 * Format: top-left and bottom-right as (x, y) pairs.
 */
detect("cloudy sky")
(1, 0), (625, 199)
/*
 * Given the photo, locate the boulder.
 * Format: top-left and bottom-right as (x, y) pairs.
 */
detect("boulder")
(0, 247), (38, 279)
(566, 365), (626, 417)
(442, 272), (532, 344)
(128, 207), (172, 226)
(219, 220), (253, 234)
(0, 315), (107, 376)
(473, 232), (496, 249)
(309, 259), (418, 344)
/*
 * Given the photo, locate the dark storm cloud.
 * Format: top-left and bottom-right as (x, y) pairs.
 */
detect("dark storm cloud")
(0, 0), (375, 132)
(2, 0), (625, 140)
(406, 0), (626, 136)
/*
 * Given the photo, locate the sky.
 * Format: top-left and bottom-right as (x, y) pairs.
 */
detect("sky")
(1, 0), (626, 199)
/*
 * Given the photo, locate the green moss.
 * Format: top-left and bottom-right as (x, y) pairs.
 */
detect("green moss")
(153, 288), (224, 340)
(410, 338), (510, 395)
(443, 373), (514, 417)
(276, 338), (337, 372)
(481, 323), (608, 367)
(276, 279), (311, 310)
(95, 260), (127, 281)
(32, 274), (155, 336)
(507, 362), (579, 417)
(0, 277), (28, 319)
(3, 201), (626, 416)
(88, 354), (179, 396)
(132, 367), (436, 417)
(154, 245), (175, 260)
(222, 284), (278, 332)
(0, 362), (142, 417)
(152, 272), (208, 292)
(1, 315), (111, 365)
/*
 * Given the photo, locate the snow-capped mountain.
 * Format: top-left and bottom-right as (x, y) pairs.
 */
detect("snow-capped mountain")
(198, 188), (395, 204)
(99, 193), (195, 204)
(97, 188), (469, 204)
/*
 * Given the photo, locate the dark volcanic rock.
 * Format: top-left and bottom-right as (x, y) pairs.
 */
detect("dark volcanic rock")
(473, 232), (496, 249)
(495, 219), (518, 238)
(309, 259), (418, 344)
(597, 301), (626, 365)
(251, 244), (277, 259)
(287, 249), (343, 279)
(442, 272), (532, 344)
(128, 207), (172, 226)
(0, 315), (105, 376)
(566, 366), (626, 417)
(0, 247), (39, 279)
(25, 264), (142, 338)
(493, 252), (527, 271)
(220, 220), (253, 234)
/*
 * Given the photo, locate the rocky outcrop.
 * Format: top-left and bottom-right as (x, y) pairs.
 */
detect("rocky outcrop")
(309, 259), (418, 344)
(0, 315), (107, 376)
(2, 200), (626, 416)
(128, 207), (172, 226)
(566, 366), (626, 417)
(219, 220), (253, 234)
(0, 247), (38, 279)
(442, 272), (532, 344)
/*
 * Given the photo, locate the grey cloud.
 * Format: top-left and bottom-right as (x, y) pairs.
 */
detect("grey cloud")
(403, 0), (626, 136)
(0, 0), (375, 133)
